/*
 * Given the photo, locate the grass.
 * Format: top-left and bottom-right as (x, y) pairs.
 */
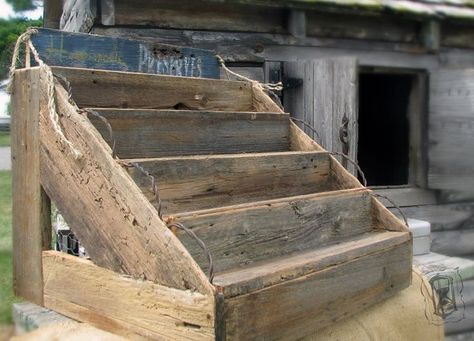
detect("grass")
(0, 133), (10, 147)
(0, 170), (18, 325)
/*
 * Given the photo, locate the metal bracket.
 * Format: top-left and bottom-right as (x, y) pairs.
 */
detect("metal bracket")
(282, 77), (303, 90)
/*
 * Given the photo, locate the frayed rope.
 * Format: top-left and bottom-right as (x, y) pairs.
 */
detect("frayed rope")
(7, 28), (82, 160)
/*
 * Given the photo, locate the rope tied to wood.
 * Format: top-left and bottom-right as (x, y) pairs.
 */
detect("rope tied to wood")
(216, 55), (283, 92)
(7, 27), (82, 160)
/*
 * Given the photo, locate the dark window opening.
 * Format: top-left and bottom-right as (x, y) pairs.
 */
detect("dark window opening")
(358, 73), (413, 186)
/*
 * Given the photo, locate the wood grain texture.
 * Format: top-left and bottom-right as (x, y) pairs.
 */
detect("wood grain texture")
(175, 191), (384, 273)
(124, 151), (358, 214)
(38, 69), (213, 295)
(215, 230), (410, 298)
(223, 240), (412, 340)
(284, 57), (359, 174)
(428, 68), (474, 191)
(50, 66), (253, 111)
(91, 27), (442, 69)
(109, 0), (286, 34)
(89, 109), (289, 158)
(11, 68), (45, 305)
(33, 28), (220, 79)
(42, 251), (215, 340)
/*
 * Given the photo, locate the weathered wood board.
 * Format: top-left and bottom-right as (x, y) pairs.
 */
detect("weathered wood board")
(37, 68), (213, 295)
(50, 66), (253, 110)
(11, 68), (51, 305)
(221, 240), (411, 340)
(284, 57), (359, 174)
(31, 28), (219, 78)
(88, 110), (289, 158)
(175, 190), (392, 273)
(42, 251), (215, 340)
(428, 68), (474, 192)
(124, 151), (358, 214)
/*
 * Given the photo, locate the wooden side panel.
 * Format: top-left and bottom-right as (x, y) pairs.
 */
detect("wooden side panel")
(125, 151), (349, 214)
(11, 68), (49, 305)
(38, 69), (213, 295)
(284, 57), (359, 174)
(89, 110), (289, 158)
(51, 66), (253, 111)
(428, 68), (474, 193)
(223, 241), (412, 340)
(175, 191), (377, 273)
(42, 251), (215, 340)
(32, 28), (219, 79)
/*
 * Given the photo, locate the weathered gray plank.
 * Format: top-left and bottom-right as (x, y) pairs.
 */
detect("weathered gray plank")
(11, 68), (46, 305)
(108, 0), (286, 34)
(50, 66), (254, 111)
(43, 0), (62, 29)
(89, 110), (289, 158)
(38, 68), (213, 294)
(284, 57), (358, 174)
(91, 27), (441, 69)
(428, 68), (474, 191)
(215, 230), (410, 298)
(33, 28), (220, 79)
(223, 240), (411, 340)
(174, 190), (389, 273)
(124, 151), (359, 214)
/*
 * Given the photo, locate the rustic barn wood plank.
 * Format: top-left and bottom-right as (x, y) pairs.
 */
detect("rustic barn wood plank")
(32, 28), (219, 78)
(38, 68), (213, 295)
(174, 191), (388, 273)
(43, 0), (62, 29)
(60, 0), (96, 33)
(42, 251), (215, 340)
(108, 0), (286, 34)
(288, 9), (306, 38)
(306, 10), (419, 43)
(215, 230), (410, 298)
(88, 109), (289, 158)
(284, 57), (359, 174)
(124, 151), (358, 214)
(91, 27), (440, 69)
(50, 66), (253, 110)
(11, 68), (47, 305)
(223, 240), (411, 340)
(428, 68), (474, 191)
(441, 23), (474, 49)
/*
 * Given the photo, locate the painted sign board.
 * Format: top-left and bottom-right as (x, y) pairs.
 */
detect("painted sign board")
(31, 28), (220, 79)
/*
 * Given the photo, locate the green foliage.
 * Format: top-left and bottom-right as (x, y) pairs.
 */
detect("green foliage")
(0, 171), (17, 325)
(0, 17), (43, 80)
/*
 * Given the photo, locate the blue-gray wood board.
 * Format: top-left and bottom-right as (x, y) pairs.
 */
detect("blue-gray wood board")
(30, 28), (220, 79)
